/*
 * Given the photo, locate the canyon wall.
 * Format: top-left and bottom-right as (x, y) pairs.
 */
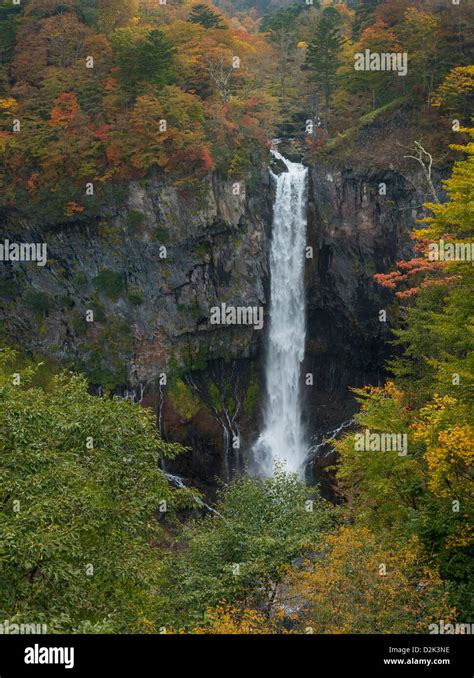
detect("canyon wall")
(0, 160), (438, 490)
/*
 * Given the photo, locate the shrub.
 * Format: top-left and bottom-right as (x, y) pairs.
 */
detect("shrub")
(92, 269), (125, 301)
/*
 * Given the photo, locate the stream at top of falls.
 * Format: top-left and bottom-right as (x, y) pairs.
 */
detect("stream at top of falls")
(252, 150), (308, 478)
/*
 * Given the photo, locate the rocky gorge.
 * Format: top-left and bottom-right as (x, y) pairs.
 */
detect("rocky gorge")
(0, 153), (441, 495)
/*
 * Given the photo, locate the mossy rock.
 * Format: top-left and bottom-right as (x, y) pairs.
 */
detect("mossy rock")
(243, 376), (260, 414)
(168, 378), (201, 421)
(127, 210), (146, 231)
(25, 290), (54, 315)
(127, 290), (145, 306)
(92, 269), (125, 301)
(154, 226), (170, 244)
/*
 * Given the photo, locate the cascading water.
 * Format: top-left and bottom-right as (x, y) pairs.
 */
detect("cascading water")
(253, 150), (308, 477)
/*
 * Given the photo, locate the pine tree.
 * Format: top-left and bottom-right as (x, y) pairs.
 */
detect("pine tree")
(111, 27), (176, 95)
(303, 9), (345, 109)
(188, 4), (225, 30)
(0, 0), (20, 66)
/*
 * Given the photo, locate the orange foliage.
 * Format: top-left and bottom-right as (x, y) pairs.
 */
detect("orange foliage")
(50, 93), (81, 128)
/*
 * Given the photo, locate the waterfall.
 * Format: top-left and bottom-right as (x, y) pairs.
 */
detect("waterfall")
(253, 150), (308, 477)
(165, 473), (222, 516)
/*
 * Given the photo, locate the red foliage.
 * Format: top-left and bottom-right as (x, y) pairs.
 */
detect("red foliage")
(95, 124), (111, 143)
(200, 148), (215, 172)
(373, 230), (452, 300)
(49, 93), (80, 128)
(103, 76), (118, 91)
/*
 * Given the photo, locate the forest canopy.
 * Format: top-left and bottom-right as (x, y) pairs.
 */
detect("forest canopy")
(0, 0), (472, 221)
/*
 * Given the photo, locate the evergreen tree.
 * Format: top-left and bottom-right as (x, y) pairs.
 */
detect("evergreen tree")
(111, 27), (176, 96)
(260, 3), (309, 35)
(303, 8), (345, 108)
(0, 0), (20, 66)
(188, 4), (225, 30)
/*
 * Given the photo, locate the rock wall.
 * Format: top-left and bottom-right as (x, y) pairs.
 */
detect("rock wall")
(303, 163), (444, 492)
(0, 169), (272, 489)
(0, 159), (440, 490)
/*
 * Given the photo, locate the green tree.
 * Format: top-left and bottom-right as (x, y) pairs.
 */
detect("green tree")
(162, 469), (334, 627)
(303, 8), (345, 109)
(0, 1), (20, 67)
(188, 4), (225, 30)
(97, 0), (138, 33)
(0, 350), (188, 632)
(111, 26), (176, 96)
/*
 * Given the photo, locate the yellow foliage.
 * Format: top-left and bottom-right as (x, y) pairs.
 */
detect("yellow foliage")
(193, 605), (273, 634)
(64, 201), (85, 217)
(279, 527), (452, 634)
(432, 65), (474, 109)
(0, 98), (18, 113)
(445, 523), (474, 550)
(412, 396), (474, 498)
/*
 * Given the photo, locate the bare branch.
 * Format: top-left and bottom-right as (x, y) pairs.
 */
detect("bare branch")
(403, 140), (440, 203)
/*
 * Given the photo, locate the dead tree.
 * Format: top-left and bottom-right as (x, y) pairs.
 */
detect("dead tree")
(404, 140), (440, 204)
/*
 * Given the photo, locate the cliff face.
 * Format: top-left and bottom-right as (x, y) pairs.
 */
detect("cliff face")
(1, 170), (271, 375)
(0, 159), (432, 490)
(305, 166), (416, 424)
(0, 168), (273, 487)
(303, 164), (440, 493)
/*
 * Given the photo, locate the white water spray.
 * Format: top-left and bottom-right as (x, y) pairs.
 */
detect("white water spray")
(253, 151), (308, 477)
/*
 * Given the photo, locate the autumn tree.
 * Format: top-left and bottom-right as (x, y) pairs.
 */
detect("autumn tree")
(375, 127), (474, 298)
(352, 0), (384, 39)
(97, 0), (139, 33)
(191, 527), (455, 634)
(336, 131), (474, 618)
(106, 85), (214, 183)
(24, 0), (78, 18)
(396, 8), (442, 105)
(193, 606), (274, 634)
(432, 65), (474, 123)
(412, 397), (473, 502)
(281, 527), (453, 633)
(343, 19), (404, 109)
